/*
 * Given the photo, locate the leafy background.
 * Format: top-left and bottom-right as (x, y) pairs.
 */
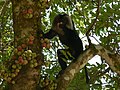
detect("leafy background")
(0, 0), (120, 89)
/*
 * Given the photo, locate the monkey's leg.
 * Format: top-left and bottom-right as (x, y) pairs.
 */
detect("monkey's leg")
(57, 49), (75, 70)
(57, 49), (74, 78)
(57, 49), (68, 70)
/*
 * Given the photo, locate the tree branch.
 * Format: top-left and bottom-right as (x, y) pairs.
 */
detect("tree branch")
(56, 44), (120, 90)
(86, 0), (101, 45)
(56, 48), (95, 90)
(95, 45), (120, 75)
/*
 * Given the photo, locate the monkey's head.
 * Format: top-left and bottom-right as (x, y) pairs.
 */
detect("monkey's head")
(51, 14), (74, 32)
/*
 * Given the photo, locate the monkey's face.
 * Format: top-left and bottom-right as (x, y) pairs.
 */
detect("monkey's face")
(51, 14), (74, 33)
(51, 14), (64, 31)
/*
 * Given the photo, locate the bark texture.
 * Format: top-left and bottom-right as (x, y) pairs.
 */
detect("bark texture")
(9, 0), (43, 90)
(56, 45), (120, 90)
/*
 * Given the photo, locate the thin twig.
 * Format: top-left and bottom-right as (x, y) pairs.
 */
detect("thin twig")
(91, 35), (101, 44)
(86, 0), (101, 45)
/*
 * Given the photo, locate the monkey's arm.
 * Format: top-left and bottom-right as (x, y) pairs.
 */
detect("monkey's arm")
(42, 29), (56, 39)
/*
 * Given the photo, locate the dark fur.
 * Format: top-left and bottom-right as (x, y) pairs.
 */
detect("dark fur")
(42, 14), (89, 83)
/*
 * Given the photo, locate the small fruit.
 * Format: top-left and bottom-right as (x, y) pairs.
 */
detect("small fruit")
(40, 34), (43, 37)
(30, 60), (34, 63)
(30, 64), (34, 68)
(28, 13), (33, 18)
(44, 38), (49, 43)
(23, 55), (27, 60)
(34, 62), (38, 67)
(11, 81), (15, 84)
(14, 49), (18, 54)
(11, 73), (16, 78)
(29, 36), (34, 41)
(40, 38), (44, 43)
(15, 60), (19, 64)
(17, 46), (22, 51)
(22, 10), (27, 14)
(21, 44), (27, 48)
(4, 73), (8, 78)
(17, 51), (22, 55)
(23, 60), (28, 65)
(28, 8), (33, 14)
(33, 59), (37, 63)
(7, 77), (12, 82)
(27, 50), (32, 53)
(42, 43), (47, 48)
(19, 59), (24, 64)
(18, 56), (24, 64)
(12, 65), (16, 69)
(12, 55), (16, 60)
(1, 70), (5, 73)
(11, 69), (15, 72)
(17, 65), (22, 69)
(15, 69), (20, 73)
(32, 53), (37, 58)
(15, 72), (18, 76)
(29, 40), (33, 45)
(46, 44), (51, 49)
(28, 57), (32, 61)
(18, 56), (23, 60)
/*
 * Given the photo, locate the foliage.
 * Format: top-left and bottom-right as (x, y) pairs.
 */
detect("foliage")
(0, 0), (120, 89)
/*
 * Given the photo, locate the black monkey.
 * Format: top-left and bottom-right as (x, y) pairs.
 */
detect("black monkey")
(42, 14), (89, 83)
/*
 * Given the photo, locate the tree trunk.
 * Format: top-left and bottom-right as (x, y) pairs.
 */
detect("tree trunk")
(9, 0), (43, 90)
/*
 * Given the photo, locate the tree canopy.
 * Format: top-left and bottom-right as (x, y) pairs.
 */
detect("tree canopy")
(0, 0), (120, 90)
